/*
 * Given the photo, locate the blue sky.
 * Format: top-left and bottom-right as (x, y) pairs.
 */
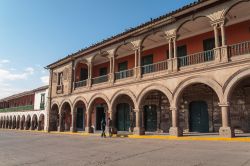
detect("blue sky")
(0, 0), (195, 98)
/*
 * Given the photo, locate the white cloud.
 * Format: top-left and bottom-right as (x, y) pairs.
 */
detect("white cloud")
(25, 67), (34, 75)
(0, 59), (10, 64)
(40, 76), (49, 85)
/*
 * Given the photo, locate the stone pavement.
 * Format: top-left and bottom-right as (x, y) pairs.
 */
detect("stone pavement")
(0, 130), (250, 166)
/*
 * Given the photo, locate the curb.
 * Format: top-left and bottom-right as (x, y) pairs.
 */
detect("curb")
(1, 129), (250, 142)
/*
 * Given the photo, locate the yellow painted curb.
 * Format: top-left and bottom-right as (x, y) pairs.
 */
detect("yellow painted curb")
(1, 129), (250, 142)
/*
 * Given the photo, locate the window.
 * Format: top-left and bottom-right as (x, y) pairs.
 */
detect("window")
(40, 93), (45, 110)
(142, 55), (153, 66)
(80, 68), (88, 81)
(57, 72), (63, 85)
(203, 38), (215, 51)
(118, 61), (128, 72)
(177, 45), (187, 57)
(99, 67), (107, 76)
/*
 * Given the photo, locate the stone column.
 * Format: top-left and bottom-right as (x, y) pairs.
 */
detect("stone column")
(133, 108), (145, 135)
(109, 56), (115, 84)
(57, 113), (63, 132)
(220, 21), (229, 62)
(87, 62), (92, 88)
(169, 107), (183, 136)
(70, 109), (77, 132)
(85, 110), (93, 133)
(47, 69), (53, 132)
(134, 48), (138, 78)
(219, 103), (234, 138)
(167, 38), (173, 72)
(172, 37), (178, 72)
(212, 23), (221, 63)
(137, 47), (142, 79)
(110, 110), (117, 134)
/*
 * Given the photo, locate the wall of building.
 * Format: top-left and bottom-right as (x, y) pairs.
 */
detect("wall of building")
(34, 89), (49, 111)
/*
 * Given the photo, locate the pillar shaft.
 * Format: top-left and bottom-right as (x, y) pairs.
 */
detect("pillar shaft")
(220, 23), (226, 46)
(213, 24), (219, 48)
(168, 38), (172, 59)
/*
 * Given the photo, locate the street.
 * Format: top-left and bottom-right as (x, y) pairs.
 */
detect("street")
(0, 130), (250, 166)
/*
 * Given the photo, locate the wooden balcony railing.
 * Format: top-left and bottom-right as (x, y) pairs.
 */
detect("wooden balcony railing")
(142, 60), (168, 74)
(0, 105), (34, 113)
(74, 80), (87, 89)
(178, 50), (214, 67)
(92, 75), (108, 85)
(115, 69), (134, 80)
(228, 41), (250, 57)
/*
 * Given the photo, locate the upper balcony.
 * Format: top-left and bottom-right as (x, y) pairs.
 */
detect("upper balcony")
(0, 105), (34, 113)
(52, 1), (250, 94)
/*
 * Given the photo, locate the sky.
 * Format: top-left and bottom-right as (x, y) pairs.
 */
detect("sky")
(0, 0), (195, 98)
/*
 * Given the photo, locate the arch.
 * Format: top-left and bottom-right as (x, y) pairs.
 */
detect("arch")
(140, 30), (167, 50)
(72, 96), (88, 111)
(60, 101), (72, 131)
(88, 93), (111, 111)
(114, 42), (135, 57)
(25, 115), (31, 130)
(173, 76), (223, 107)
(137, 83), (173, 108)
(38, 114), (45, 130)
(223, 0), (250, 17)
(176, 16), (212, 34)
(59, 99), (73, 114)
(50, 103), (59, 131)
(31, 114), (38, 130)
(9, 116), (12, 129)
(111, 89), (137, 108)
(223, 67), (250, 103)
(20, 115), (25, 130)
(12, 116), (16, 129)
(16, 115), (20, 129)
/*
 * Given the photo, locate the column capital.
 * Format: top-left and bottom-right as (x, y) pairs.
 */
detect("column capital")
(218, 103), (230, 107)
(170, 107), (177, 111)
(210, 18), (226, 27)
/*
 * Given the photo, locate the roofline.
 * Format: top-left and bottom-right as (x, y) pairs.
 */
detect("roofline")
(0, 85), (49, 102)
(46, 0), (224, 69)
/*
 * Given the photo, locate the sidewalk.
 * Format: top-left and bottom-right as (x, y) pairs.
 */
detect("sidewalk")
(1, 129), (250, 142)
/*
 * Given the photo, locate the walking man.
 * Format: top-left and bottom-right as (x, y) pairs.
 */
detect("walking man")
(101, 118), (106, 138)
(107, 117), (112, 137)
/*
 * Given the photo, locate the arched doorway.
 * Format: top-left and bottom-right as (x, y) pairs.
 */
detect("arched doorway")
(89, 97), (110, 132)
(227, 76), (250, 133)
(189, 101), (209, 133)
(144, 105), (157, 132)
(25, 115), (31, 130)
(20, 115), (25, 130)
(175, 83), (221, 134)
(9, 116), (12, 129)
(116, 103), (131, 131)
(6, 116), (9, 129)
(50, 104), (59, 131)
(31, 114), (38, 130)
(60, 102), (72, 132)
(16, 116), (20, 129)
(12, 116), (16, 129)
(38, 114), (45, 130)
(139, 90), (171, 133)
(74, 100), (86, 131)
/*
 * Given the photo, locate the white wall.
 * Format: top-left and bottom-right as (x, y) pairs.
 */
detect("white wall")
(34, 89), (49, 111)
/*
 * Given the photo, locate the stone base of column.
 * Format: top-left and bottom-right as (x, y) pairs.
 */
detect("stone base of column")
(70, 127), (76, 133)
(219, 127), (235, 138)
(172, 58), (178, 72)
(57, 126), (63, 132)
(133, 127), (145, 135)
(169, 127), (183, 137)
(85, 127), (93, 133)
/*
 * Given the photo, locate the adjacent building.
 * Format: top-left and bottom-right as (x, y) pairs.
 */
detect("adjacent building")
(0, 86), (49, 131)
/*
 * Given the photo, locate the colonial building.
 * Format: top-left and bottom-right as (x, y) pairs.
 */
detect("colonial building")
(46, 0), (250, 138)
(0, 86), (49, 131)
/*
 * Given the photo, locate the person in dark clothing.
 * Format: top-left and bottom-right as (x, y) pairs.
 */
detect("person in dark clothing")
(101, 119), (106, 138)
(107, 118), (112, 137)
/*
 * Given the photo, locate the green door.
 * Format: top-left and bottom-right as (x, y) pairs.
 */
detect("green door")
(116, 103), (130, 131)
(189, 101), (209, 133)
(76, 108), (84, 130)
(144, 105), (157, 132)
(96, 106), (105, 130)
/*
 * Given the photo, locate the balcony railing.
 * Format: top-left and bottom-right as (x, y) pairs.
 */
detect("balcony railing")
(142, 60), (168, 74)
(92, 75), (108, 85)
(74, 80), (87, 89)
(40, 103), (45, 110)
(0, 105), (34, 113)
(56, 85), (64, 94)
(178, 50), (214, 67)
(115, 69), (134, 80)
(228, 41), (250, 57)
